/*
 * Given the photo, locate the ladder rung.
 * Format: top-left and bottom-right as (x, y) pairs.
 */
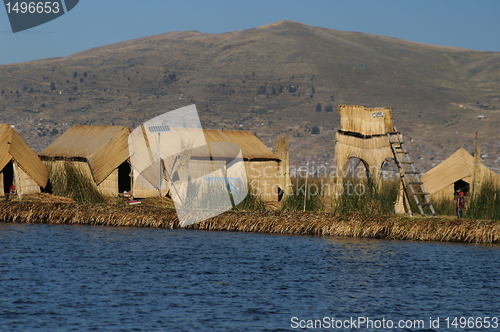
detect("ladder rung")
(389, 127), (436, 217)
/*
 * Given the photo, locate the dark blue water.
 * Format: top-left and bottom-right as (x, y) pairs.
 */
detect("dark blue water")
(1, 223), (499, 331)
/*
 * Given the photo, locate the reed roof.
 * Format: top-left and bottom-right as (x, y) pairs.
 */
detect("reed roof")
(204, 129), (279, 161)
(421, 148), (500, 195)
(338, 104), (394, 136)
(131, 127), (279, 161)
(40, 125), (277, 186)
(0, 124), (48, 187)
(39, 125), (132, 185)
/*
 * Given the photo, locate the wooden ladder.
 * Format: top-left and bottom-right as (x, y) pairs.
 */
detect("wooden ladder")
(387, 130), (436, 217)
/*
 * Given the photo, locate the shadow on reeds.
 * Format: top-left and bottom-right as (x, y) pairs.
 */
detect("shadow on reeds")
(332, 177), (399, 215)
(46, 161), (106, 204)
(466, 181), (500, 220)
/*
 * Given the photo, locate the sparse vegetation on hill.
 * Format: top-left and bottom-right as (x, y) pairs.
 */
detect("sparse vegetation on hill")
(0, 21), (499, 171)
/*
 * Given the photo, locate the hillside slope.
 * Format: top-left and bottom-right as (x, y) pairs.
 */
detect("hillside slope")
(1, 20), (499, 171)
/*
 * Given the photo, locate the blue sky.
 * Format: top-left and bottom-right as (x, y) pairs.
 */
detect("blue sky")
(1, 0), (500, 65)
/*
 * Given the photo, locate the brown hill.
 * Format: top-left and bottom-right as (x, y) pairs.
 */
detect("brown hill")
(1, 20), (500, 171)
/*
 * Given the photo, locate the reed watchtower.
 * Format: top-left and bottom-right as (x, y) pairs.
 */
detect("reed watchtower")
(335, 104), (435, 216)
(335, 104), (395, 182)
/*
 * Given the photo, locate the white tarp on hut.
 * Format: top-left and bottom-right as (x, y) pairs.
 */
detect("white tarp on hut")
(129, 104), (250, 226)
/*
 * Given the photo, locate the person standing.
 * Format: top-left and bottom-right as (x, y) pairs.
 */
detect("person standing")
(9, 181), (16, 194)
(456, 191), (466, 219)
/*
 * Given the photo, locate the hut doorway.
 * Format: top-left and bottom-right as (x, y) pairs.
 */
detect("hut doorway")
(118, 161), (132, 193)
(454, 179), (470, 195)
(2, 160), (14, 194)
(344, 158), (370, 179)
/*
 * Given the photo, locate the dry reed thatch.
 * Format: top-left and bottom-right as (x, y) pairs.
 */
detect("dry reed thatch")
(39, 125), (131, 186)
(46, 161), (106, 204)
(421, 148), (500, 201)
(275, 134), (292, 195)
(335, 137), (394, 179)
(338, 104), (394, 136)
(0, 124), (48, 197)
(21, 193), (75, 203)
(335, 105), (397, 185)
(1, 201), (500, 244)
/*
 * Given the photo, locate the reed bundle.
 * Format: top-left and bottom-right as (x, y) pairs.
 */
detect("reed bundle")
(338, 105), (394, 136)
(233, 186), (266, 211)
(46, 161), (106, 204)
(467, 181), (500, 220)
(1, 201), (500, 244)
(281, 177), (325, 212)
(0, 202), (179, 228)
(332, 177), (399, 215)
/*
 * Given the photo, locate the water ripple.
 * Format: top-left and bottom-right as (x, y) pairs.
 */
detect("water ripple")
(0, 223), (499, 331)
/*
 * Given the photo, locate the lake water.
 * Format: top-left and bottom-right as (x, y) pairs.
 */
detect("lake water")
(0, 222), (499, 331)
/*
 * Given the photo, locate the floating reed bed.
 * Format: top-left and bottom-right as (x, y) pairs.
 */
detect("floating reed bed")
(1, 202), (500, 244)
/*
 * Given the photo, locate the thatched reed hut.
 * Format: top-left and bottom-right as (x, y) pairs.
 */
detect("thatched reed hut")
(0, 124), (48, 197)
(205, 130), (281, 202)
(421, 148), (500, 201)
(130, 127), (281, 202)
(39, 125), (133, 197)
(335, 105), (395, 181)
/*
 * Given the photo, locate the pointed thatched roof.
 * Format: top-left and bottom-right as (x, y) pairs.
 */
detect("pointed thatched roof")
(39, 125), (132, 185)
(421, 148), (500, 196)
(203, 129), (279, 161)
(0, 124), (48, 187)
(131, 127), (279, 162)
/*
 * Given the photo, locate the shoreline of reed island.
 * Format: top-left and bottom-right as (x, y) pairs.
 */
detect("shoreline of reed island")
(1, 201), (500, 245)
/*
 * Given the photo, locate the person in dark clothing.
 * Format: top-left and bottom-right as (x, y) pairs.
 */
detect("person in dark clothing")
(456, 191), (465, 218)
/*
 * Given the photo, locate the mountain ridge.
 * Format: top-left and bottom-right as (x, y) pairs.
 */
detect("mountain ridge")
(1, 20), (499, 171)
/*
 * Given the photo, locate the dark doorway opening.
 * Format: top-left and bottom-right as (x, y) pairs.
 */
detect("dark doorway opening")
(2, 160), (14, 194)
(344, 157), (370, 179)
(454, 179), (470, 195)
(118, 161), (131, 193)
(277, 187), (284, 201)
